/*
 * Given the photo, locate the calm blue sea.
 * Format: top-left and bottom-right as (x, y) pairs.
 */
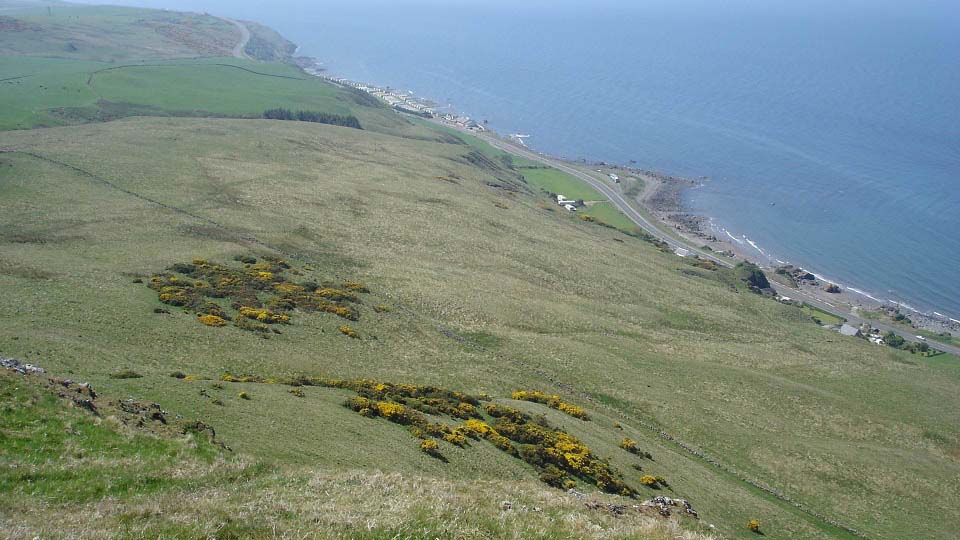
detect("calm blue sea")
(88, 0), (960, 318)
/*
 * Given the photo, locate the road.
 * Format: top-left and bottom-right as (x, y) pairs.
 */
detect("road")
(221, 18), (251, 60)
(463, 128), (960, 356)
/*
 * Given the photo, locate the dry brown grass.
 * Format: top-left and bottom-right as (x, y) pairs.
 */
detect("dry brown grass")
(3, 469), (717, 540)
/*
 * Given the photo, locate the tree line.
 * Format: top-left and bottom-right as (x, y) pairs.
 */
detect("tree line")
(263, 108), (361, 129)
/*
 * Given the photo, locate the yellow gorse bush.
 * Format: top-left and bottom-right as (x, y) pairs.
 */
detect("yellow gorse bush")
(511, 390), (590, 420)
(144, 257), (369, 334)
(619, 438), (639, 453)
(198, 314), (228, 327)
(339, 325), (360, 338)
(238, 307), (290, 324)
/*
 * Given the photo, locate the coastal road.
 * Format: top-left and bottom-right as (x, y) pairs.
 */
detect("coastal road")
(460, 127), (960, 356)
(477, 133), (733, 268)
(221, 18), (251, 60)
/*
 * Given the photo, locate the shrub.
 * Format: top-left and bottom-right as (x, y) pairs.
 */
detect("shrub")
(288, 388), (305, 398)
(619, 438), (639, 454)
(211, 399), (224, 406)
(640, 475), (660, 488)
(237, 307), (289, 324)
(420, 439), (441, 457)
(221, 373), (264, 383)
(339, 325), (360, 339)
(198, 314), (228, 327)
(316, 288), (357, 302)
(539, 465), (567, 488)
(342, 281), (369, 292)
(748, 520), (761, 533)
(235, 317), (271, 333)
(170, 371), (186, 379)
(238, 392), (251, 400)
(443, 431), (467, 447)
(511, 390), (590, 420)
(234, 255), (257, 264)
(110, 369), (143, 379)
(373, 304), (390, 313)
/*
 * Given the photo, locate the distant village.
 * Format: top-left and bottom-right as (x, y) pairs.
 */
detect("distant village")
(302, 66), (487, 132)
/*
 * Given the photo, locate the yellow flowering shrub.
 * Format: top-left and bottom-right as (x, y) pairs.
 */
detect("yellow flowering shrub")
(274, 282), (305, 294)
(463, 419), (494, 437)
(748, 520), (761, 533)
(339, 325), (360, 338)
(640, 475), (660, 488)
(238, 306), (290, 324)
(198, 314), (227, 327)
(619, 438), (639, 454)
(420, 439), (441, 456)
(442, 431), (467, 447)
(511, 390), (590, 420)
(315, 288), (357, 302)
(342, 281), (369, 292)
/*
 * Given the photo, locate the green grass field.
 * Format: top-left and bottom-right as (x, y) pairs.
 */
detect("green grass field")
(0, 3), (239, 61)
(519, 166), (605, 201)
(581, 201), (639, 231)
(1, 3), (959, 539)
(800, 303), (846, 326)
(0, 55), (431, 136)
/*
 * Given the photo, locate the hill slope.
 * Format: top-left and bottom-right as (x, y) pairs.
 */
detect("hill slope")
(1, 3), (959, 539)
(1, 117), (958, 539)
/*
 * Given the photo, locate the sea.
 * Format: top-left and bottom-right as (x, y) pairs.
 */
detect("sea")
(82, 0), (960, 319)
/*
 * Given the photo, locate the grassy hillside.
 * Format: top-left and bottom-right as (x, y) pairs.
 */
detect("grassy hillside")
(0, 370), (715, 540)
(1, 117), (958, 539)
(2, 3), (959, 539)
(0, 3), (434, 138)
(0, 3), (239, 61)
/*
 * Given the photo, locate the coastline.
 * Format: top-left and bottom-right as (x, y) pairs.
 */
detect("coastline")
(290, 55), (959, 340)
(637, 174), (960, 336)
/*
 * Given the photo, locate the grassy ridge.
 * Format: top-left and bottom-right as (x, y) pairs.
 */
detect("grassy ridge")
(0, 3), (239, 61)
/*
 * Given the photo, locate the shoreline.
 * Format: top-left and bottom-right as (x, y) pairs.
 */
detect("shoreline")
(292, 55), (959, 339)
(635, 173), (960, 335)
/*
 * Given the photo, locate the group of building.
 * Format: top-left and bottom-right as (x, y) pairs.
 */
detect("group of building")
(309, 72), (487, 132)
(835, 323), (886, 345)
(555, 194), (581, 212)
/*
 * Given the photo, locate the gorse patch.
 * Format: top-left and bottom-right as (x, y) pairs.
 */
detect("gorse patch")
(214, 375), (641, 496)
(145, 256), (367, 335)
(511, 390), (590, 420)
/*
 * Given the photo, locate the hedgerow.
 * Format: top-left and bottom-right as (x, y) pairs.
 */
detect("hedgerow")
(144, 256), (369, 334)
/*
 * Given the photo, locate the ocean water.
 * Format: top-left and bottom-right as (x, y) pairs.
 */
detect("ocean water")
(84, 0), (960, 318)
